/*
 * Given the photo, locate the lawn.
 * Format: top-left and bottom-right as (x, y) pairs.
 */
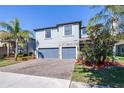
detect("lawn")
(0, 56), (34, 67)
(72, 64), (124, 88)
(115, 56), (124, 64)
(0, 57), (17, 67)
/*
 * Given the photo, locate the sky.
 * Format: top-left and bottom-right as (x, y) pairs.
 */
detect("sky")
(0, 5), (101, 32)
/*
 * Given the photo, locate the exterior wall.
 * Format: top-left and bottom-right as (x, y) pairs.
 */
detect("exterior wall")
(35, 23), (80, 59)
(36, 24), (80, 48)
(28, 39), (36, 53)
(0, 43), (3, 47)
(0, 42), (5, 47)
(23, 39), (36, 54)
(0, 47), (7, 58)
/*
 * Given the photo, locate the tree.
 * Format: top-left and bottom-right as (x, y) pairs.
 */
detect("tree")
(87, 5), (124, 63)
(0, 18), (31, 61)
(82, 23), (124, 66)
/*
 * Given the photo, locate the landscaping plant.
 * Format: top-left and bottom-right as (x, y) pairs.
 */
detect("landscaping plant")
(0, 18), (33, 61)
(80, 6), (124, 66)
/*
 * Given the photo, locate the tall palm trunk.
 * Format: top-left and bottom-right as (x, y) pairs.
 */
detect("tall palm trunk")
(15, 39), (18, 61)
(112, 17), (118, 63)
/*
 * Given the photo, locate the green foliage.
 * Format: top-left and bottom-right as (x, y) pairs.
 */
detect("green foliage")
(0, 18), (33, 60)
(82, 5), (124, 65)
(82, 24), (123, 64)
(0, 18), (31, 45)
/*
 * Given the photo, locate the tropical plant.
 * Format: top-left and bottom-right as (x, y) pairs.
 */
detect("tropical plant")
(86, 5), (124, 63)
(0, 18), (31, 61)
(82, 24), (124, 66)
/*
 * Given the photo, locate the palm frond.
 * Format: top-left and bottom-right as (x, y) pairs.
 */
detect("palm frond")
(0, 31), (13, 40)
(0, 22), (14, 33)
(14, 18), (20, 33)
(119, 21), (124, 31)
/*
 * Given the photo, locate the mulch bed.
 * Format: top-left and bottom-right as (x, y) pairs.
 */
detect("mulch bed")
(76, 59), (124, 70)
(2, 56), (35, 62)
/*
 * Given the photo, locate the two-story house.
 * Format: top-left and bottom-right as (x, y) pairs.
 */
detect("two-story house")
(34, 21), (124, 60)
(34, 21), (87, 60)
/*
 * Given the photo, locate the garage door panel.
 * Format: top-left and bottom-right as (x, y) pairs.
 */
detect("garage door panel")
(38, 48), (58, 58)
(62, 47), (76, 59)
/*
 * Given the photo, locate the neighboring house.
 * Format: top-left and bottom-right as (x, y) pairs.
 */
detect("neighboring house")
(0, 40), (7, 58)
(0, 32), (8, 57)
(116, 41), (124, 56)
(23, 38), (36, 54)
(0, 41), (4, 47)
(0, 33), (36, 57)
(34, 21), (88, 59)
(0, 47), (7, 58)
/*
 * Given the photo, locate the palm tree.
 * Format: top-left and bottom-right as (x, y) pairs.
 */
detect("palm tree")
(87, 5), (124, 63)
(0, 18), (30, 61)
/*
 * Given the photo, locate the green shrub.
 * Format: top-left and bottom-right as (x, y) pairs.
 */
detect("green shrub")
(23, 54), (28, 57)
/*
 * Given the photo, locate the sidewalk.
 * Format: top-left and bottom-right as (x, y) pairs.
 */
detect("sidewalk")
(70, 81), (110, 88)
(0, 71), (70, 88)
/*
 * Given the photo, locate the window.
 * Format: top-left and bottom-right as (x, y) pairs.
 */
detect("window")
(122, 47), (124, 52)
(45, 29), (51, 38)
(82, 29), (86, 34)
(82, 29), (86, 35)
(64, 25), (72, 36)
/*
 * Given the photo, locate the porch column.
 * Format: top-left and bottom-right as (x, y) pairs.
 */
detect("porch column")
(75, 40), (80, 60)
(7, 43), (10, 56)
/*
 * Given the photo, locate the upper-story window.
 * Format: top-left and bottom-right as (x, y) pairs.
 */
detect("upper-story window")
(64, 25), (72, 36)
(45, 29), (51, 38)
(82, 28), (86, 35)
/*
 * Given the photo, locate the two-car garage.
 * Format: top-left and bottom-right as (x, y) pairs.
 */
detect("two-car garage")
(38, 47), (76, 59)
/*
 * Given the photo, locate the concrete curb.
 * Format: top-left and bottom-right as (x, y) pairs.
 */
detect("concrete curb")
(69, 60), (76, 88)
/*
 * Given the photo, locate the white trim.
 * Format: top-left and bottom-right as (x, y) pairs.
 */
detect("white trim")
(35, 49), (38, 59)
(76, 46), (78, 59)
(59, 46), (62, 60)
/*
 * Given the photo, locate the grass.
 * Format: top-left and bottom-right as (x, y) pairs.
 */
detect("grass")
(115, 56), (124, 64)
(0, 57), (17, 67)
(0, 56), (34, 67)
(72, 64), (124, 88)
(17, 56), (33, 61)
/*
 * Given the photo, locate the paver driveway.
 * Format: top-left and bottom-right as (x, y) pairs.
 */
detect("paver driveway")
(0, 59), (75, 80)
